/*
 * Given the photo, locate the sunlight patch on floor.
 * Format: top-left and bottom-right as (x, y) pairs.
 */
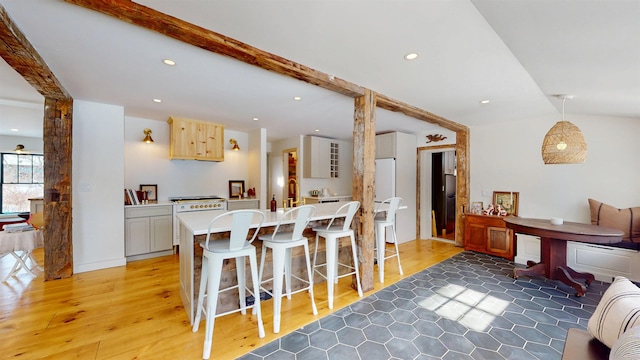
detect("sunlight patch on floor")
(418, 283), (510, 332)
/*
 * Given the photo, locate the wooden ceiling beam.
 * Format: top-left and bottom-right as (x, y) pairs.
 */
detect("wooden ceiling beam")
(376, 94), (468, 133)
(0, 6), (69, 100)
(65, 0), (365, 98)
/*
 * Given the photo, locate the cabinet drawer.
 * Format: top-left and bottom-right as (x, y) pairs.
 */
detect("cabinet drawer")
(125, 205), (172, 218)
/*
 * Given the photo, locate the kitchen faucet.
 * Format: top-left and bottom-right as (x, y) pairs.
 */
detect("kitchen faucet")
(287, 178), (305, 207)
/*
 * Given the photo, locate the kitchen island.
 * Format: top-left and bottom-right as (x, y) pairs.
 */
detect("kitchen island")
(177, 201), (391, 325)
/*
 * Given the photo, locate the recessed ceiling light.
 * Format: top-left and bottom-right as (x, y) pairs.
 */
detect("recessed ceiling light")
(10, 128), (19, 132)
(480, 100), (490, 104)
(252, 117), (259, 121)
(293, 96), (302, 101)
(163, 59), (176, 66)
(404, 53), (419, 60)
(314, 129), (320, 132)
(153, 98), (162, 103)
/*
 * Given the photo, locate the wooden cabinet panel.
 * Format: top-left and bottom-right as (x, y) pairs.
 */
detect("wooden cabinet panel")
(125, 205), (173, 260)
(304, 136), (332, 178)
(150, 215), (173, 252)
(168, 116), (224, 161)
(375, 132), (396, 159)
(463, 214), (514, 260)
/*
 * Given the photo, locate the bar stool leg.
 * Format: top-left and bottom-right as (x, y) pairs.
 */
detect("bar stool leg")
(271, 246), (286, 333)
(391, 223), (403, 275)
(325, 235), (336, 309)
(285, 248), (292, 300)
(376, 222), (386, 283)
(236, 256), (247, 315)
(349, 233), (363, 297)
(192, 256), (209, 332)
(303, 241), (318, 315)
(203, 258), (223, 360)
(248, 251), (265, 339)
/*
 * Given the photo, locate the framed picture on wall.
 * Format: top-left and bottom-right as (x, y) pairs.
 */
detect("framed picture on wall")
(229, 180), (245, 198)
(493, 191), (519, 216)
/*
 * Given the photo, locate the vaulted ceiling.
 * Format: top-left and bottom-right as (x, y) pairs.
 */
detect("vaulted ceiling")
(1, 0), (638, 141)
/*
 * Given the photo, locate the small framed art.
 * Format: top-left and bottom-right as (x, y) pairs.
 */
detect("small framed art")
(493, 191), (519, 216)
(140, 184), (158, 202)
(471, 201), (484, 215)
(229, 180), (245, 198)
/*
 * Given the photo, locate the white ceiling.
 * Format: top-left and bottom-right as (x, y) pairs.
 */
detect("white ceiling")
(0, 0), (638, 141)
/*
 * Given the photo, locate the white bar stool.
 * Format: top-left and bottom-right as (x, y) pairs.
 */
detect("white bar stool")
(258, 205), (318, 333)
(192, 210), (265, 360)
(312, 201), (363, 309)
(375, 197), (404, 283)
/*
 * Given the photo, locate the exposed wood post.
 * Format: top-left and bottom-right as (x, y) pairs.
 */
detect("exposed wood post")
(454, 129), (470, 247)
(43, 98), (74, 279)
(352, 89), (376, 292)
(1, 5), (73, 280)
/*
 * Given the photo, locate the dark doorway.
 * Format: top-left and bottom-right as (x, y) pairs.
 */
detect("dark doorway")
(431, 151), (456, 239)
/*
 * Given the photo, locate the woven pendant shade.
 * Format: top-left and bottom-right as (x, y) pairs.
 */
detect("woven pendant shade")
(541, 120), (587, 164)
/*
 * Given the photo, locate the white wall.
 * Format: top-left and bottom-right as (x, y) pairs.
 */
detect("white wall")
(248, 128), (267, 208)
(470, 113), (640, 222)
(123, 117), (250, 200)
(73, 100), (126, 273)
(0, 135), (43, 153)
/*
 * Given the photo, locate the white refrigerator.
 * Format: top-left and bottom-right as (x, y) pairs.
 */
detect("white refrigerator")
(375, 158), (396, 201)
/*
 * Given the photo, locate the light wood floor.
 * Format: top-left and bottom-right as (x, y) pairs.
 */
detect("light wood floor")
(1, 239), (462, 359)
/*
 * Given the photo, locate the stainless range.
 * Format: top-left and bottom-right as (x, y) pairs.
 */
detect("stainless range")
(170, 195), (227, 245)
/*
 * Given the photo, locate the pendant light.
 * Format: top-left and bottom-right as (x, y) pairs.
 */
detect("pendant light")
(541, 95), (587, 164)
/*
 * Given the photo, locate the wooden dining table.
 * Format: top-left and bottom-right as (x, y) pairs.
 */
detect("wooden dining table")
(503, 217), (624, 296)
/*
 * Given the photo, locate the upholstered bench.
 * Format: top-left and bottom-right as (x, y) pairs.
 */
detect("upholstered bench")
(561, 328), (610, 360)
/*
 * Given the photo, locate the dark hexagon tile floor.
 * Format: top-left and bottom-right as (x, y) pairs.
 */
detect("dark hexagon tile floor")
(238, 251), (609, 360)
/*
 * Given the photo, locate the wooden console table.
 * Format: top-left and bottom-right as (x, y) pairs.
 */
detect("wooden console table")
(503, 217), (623, 296)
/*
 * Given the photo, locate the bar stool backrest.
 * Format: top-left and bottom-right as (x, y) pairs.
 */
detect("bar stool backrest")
(205, 210), (265, 250)
(270, 205), (316, 241)
(326, 201), (360, 231)
(375, 197), (403, 222)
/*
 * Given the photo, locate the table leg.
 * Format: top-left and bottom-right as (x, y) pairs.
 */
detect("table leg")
(513, 236), (595, 296)
(556, 266), (589, 297)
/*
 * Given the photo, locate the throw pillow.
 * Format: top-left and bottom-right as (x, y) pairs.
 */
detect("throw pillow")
(610, 325), (640, 360)
(588, 199), (640, 243)
(587, 276), (640, 348)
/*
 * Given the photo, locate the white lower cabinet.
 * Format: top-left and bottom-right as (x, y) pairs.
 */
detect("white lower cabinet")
(125, 205), (173, 261)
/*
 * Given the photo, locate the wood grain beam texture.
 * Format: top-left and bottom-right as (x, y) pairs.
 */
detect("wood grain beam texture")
(352, 90), (376, 292)
(0, 5), (74, 280)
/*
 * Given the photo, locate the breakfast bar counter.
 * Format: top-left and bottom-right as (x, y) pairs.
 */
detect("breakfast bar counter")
(177, 202), (388, 325)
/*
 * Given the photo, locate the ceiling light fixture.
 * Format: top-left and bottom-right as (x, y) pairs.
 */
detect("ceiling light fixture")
(10, 128), (19, 132)
(252, 117), (259, 121)
(293, 96), (302, 101)
(163, 59), (176, 66)
(541, 95), (587, 164)
(314, 129), (320, 132)
(229, 138), (240, 151)
(142, 129), (154, 143)
(404, 53), (419, 60)
(15, 144), (24, 153)
(153, 98), (162, 103)
(480, 100), (491, 104)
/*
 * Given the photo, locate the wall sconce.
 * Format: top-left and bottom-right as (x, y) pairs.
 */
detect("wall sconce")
(229, 138), (240, 151)
(142, 128), (154, 143)
(15, 144), (24, 153)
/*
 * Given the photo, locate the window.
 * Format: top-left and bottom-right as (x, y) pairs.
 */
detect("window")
(1, 153), (44, 214)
